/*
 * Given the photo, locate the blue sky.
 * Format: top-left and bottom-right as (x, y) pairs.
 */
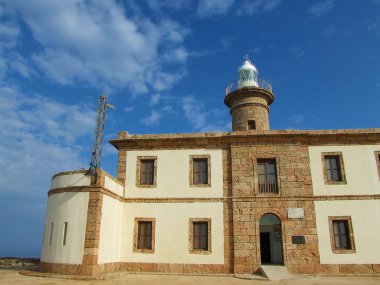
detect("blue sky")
(0, 0), (379, 257)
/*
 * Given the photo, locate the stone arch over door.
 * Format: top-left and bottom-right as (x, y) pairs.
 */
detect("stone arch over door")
(259, 213), (284, 265)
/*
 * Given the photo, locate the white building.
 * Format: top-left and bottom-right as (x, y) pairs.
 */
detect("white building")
(40, 59), (380, 276)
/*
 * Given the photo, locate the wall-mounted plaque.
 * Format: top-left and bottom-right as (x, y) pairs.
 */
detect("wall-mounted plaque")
(292, 235), (306, 244)
(287, 208), (304, 219)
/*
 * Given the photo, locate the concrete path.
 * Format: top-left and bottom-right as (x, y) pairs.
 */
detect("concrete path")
(1, 269), (380, 285)
(260, 265), (293, 280)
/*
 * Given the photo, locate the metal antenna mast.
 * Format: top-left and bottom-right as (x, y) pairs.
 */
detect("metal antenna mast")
(88, 95), (114, 176)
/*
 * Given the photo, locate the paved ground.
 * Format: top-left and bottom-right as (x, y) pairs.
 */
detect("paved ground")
(1, 269), (380, 285)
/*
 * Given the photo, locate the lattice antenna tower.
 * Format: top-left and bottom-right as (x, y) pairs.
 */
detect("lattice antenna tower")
(88, 95), (114, 175)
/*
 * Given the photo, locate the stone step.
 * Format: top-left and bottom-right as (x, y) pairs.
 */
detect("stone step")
(260, 265), (293, 281)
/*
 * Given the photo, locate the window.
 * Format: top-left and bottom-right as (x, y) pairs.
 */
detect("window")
(375, 151), (380, 179)
(138, 222), (152, 249)
(133, 218), (155, 253)
(325, 156), (342, 181)
(247, 120), (256, 130)
(322, 152), (346, 184)
(49, 223), (54, 246)
(62, 222), (68, 246)
(257, 159), (278, 194)
(189, 218), (211, 254)
(42, 224), (46, 245)
(328, 216), (355, 254)
(189, 155), (211, 187)
(194, 222), (208, 250)
(136, 156), (157, 187)
(194, 159), (208, 184)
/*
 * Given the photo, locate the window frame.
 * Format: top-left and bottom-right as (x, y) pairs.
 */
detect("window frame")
(189, 218), (211, 254)
(247, 120), (256, 130)
(257, 158), (279, 194)
(62, 222), (68, 246)
(375, 151), (380, 180)
(133, 218), (155, 253)
(136, 156), (157, 188)
(189, 155), (211, 187)
(321, 152), (347, 185)
(49, 222), (54, 246)
(328, 216), (355, 254)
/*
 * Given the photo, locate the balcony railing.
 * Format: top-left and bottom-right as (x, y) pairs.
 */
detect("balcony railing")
(225, 78), (272, 96)
(258, 176), (278, 194)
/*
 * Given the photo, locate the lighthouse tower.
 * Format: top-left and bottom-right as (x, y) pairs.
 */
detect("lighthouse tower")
(224, 57), (274, 131)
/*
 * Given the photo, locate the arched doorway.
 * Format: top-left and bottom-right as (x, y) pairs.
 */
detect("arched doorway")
(259, 213), (283, 264)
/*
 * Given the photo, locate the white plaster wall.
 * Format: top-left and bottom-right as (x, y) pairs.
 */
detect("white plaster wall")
(315, 200), (380, 264)
(120, 202), (224, 264)
(124, 149), (223, 198)
(98, 195), (123, 264)
(104, 175), (124, 196)
(51, 173), (91, 189)
(41, 192), (89, 264)
(309, 145), (380, 195)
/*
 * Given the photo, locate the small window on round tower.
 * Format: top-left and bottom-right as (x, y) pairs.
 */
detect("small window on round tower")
(248, 120), (256, 130)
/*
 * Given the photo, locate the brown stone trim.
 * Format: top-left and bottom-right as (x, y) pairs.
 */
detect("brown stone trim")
(51, 169), (87, 180)
(229, 102), (270, 113)
(189, 155), (211, 187)
(222, 147), (234, 273)
(40, 261), (380, 276)
(97, 262), (227, 275)
(110, 129), (380, 150)
(328, 216), (356, 254)
(40, 262), (82, 275)
(188, 218), (212, 254)
(133, 218), (156, 254)
(82, 190), (103, 276)
(47, 187), (380, 202)
(321, 152), (347, 185)
(117, 149), (126, 184)
(136, 156), (157, 188)
(375, 151), (380, 180)
(224, 87), (275, 107)
(289, 263), (380, 275)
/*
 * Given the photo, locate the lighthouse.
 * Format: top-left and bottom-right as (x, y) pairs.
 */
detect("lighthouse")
(224, 57), (274, 131)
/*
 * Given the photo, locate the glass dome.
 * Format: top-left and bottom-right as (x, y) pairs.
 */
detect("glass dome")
(238, 58), (258, 88)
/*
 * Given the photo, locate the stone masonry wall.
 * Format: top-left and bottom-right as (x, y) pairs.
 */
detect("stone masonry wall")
(231, 104), (269, 132)
(230, 142), (320, 274)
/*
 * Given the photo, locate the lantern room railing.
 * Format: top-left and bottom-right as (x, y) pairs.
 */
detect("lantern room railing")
(225, 78), (272, 96)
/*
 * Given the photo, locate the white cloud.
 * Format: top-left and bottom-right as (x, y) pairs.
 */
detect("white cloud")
(146, 0), (191, 12)
(236, 0), (282, 16)
(8, 53), (36, 78)
(124, 106), (134, 113)
(323, 24), (341, 37)
(139, 110), (162, 126)
(290, 46), (305, 58)
(0, 85), (96, 194)
(0, 12), (37, 81)
(367, 18), (380, 37)
(289, 114), (305, 125)
(251, 47), (263, 54)
(149, 94), (161, 107)
(6, 0), (189, 93)
(309, 0), (335, 18)
(196, 0), (236, 17)
(182, 96), (229, 132)
(162, 105), (173, 112)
